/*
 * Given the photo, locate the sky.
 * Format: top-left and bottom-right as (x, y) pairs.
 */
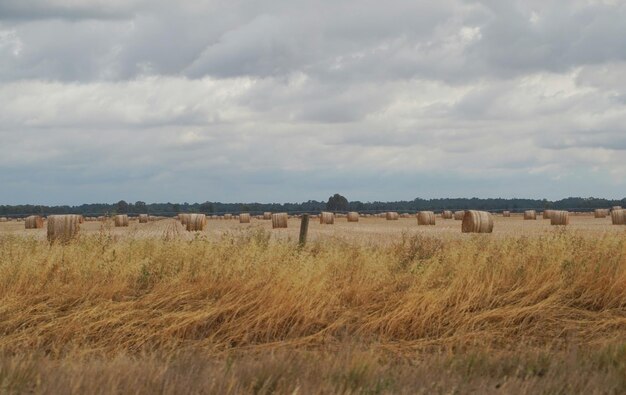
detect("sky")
(1, 0), (625, 205)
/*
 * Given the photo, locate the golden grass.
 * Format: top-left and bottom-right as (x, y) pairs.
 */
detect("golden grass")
(1, 226), (625, 393)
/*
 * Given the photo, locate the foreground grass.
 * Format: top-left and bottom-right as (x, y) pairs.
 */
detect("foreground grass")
(0, 229), (625, 394)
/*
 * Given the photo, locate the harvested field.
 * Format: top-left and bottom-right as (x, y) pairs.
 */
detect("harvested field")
(1, 214), (625, 394)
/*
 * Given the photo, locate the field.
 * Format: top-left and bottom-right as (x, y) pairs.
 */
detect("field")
(1, 214), (625, 394)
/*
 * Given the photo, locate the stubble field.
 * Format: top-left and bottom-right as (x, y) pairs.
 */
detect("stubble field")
(0, 214), (625, 394)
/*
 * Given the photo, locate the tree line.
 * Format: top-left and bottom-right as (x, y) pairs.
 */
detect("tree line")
(1, 195), (624, 217)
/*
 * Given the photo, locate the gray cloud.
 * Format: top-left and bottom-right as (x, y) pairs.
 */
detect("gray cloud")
(1, 0), (626, 204)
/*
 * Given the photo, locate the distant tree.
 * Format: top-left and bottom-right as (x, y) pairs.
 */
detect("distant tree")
(199, 201), (214, 213)
(116, 200), (129, 214)
(326, 193), (349, 212)
(241, 204), (251, 213)
(135, 201), (147, 213)
(172, 203), (181, 213)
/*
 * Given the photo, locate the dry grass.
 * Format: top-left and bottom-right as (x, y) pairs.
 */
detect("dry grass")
(0, 224), (625, 393)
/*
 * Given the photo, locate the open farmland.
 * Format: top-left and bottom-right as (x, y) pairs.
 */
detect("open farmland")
(0, 213), (625, 394)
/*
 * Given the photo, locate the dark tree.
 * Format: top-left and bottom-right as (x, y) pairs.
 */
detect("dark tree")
(326, 193), (349, 211)
(135, 201), (147, 213)
(116, 200), (129, 214)
(199, 201), (214, 213)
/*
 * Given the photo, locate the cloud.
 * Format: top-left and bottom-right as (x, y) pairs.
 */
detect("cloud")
(0, 0), (625, 204)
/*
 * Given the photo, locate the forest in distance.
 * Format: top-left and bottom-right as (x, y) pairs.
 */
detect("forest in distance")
(1, 195), (625, 217)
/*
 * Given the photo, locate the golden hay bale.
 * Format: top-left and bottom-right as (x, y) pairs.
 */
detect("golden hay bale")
(138, 214), (149, 223)
(441, 210), (453, 219)
(186, 214), (207, 231)
(240, 213), (251, 223)
(454, 211), (465, 221)
(612, 206), (622, 211)
(543, 210), (555, 219)
(594, 209), (608, 219)
(524, 210), (537, 220)
(0, 217), (8, 222)
(462, 210), (494, 233)
(385, 212), (399, 221)
(502, 211), (511, 217)
(25, 215), (44, 229)
(400, 213), (411, 218)
(263, 212), (272, 220)
(611, 209), (625, 225)
(179, 213), (192, 226)
(417, 211), (436, 225)
(114, 215), (129, 227)
(47, 215), (80, 243)
(272, 213), (288, 229)
(224, 214), (233, 220)
(320, 212), (335, 225)
(347, 212), (359, 222)
(550, 211), (569, 225)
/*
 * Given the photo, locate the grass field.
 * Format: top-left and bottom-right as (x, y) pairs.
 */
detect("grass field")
(1, 215), (625, 394)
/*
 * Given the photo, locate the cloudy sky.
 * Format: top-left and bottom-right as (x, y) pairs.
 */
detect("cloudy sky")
(1, 0), (625, 205)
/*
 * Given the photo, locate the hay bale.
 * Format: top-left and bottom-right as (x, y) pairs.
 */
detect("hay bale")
(594, 209), (608, 219)
(272, 213), (288, 228)
(114, 215), (129, 227)
(223, 214), (233, 220)
(400, 213), (411, 218)
(186, 214), (207, 231)
(417, 211), (436, 225)
(347, 212), (359, 222)
(611, 209), (626, 225)
(502, 211), (511, 217)
(25, 215), (44, 229)
(47, 215), (80, 243)
(263, 212), (272, 220)
(454, 211), (465, 221)
(524, 210), (537, 220)
(612, 206), (622, 211)
(441, 210), (453, 219)
(240, 213), (251, 223)
(320, 212), (335, 225)
(550, 211), (569, 225)
(385, 212), (399, 221)
(0, 217), (7, 222)
(139, 214), (149, 223)
(462, 210), (494, 233)
(543, 210), (555, 219)
(179, 213), (192, 226)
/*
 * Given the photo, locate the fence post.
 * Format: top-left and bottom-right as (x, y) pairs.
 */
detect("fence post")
(299, 214), (309, 247)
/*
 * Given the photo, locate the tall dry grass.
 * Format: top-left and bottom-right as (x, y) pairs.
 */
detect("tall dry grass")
(1, 229), (625, 393)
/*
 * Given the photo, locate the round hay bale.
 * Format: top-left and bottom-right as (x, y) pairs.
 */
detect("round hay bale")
(400, 213), (411, 218)
(347, 212), (359, 222)
(417, 211), (436, 225)
(454, 211), (465, 221)
(502, 211), (511, 217)
(224, 214), (233, 220)
(186, 214), (207, 231)
(543, 210), (555, 220)
(272, 213), (288, 229)
(25, 215), (44, 229)
(594, 209), (608, 219)
(240, 213), (251, 223)
(523, 210), (537, 220)
(138, 214), (149, 223)
(0, 217), (8, 222)
(385, 212), (399, 221)
(320, 212), (335, 225)
(47, 215), (80, 243)
(114, 215), (129, 227)
(263, 212), (272, 220)
(441, 210), (453, 219)
(462, 210), (494, 233)
(611, 209), (626, 225)
(179, 213), (192, 226)
(612, 206), (622, 211)
(550, 211), (569, 225)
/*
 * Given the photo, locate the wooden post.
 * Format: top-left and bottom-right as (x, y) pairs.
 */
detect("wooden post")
(299, 214), (309, 247)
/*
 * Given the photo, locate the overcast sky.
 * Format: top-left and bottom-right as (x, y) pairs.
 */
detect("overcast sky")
(1, 0), (625, 205)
